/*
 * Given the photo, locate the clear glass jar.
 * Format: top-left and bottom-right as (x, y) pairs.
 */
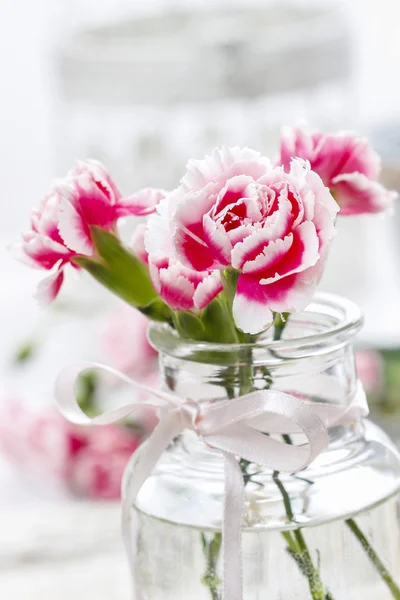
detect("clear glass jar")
(125, 293), (400, 599)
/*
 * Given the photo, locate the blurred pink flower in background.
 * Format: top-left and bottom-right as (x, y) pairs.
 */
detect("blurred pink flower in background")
(101, 303), (157, 378)
(278, 126), (397, 216)
(356, 350), (384, 395)
(66, 424), (141, 500)
(101, 302), (160, 432)
(0, 400), (142, 500)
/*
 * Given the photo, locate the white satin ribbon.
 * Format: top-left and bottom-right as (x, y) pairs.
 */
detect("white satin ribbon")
(55, 362), (368, 600)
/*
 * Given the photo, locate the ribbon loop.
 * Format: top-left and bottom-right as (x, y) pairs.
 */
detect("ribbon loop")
(55, 361), (368, 600)
(178, 398), (201, 431)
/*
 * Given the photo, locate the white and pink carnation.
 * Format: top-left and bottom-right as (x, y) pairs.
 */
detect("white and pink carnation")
(11, 160), (162, 305)
(131, 223), (149, 264)
(67, 425), (141, 500)
(146, 147), (338, 334)
(0, 399), (142, 500)
(149, 255), (223, 311)
(277, 126), (397, 215)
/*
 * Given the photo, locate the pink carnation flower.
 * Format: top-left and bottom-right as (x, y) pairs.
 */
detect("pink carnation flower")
(355, 350), (384, 395)
(101, 303), (157, 378)
(149, 255), (223, 311)
(277, 127), (397, 215)
(67, 425), (141, 500)
(146, 147), (338, 334)
(131, 223), (149, 264)
(133, 192), (223, 312)
(11, 160), (162, 305)
(0, 399), (141, 500)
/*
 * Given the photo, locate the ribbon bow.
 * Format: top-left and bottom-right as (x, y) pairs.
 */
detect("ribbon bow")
(55, 362), (368, 600)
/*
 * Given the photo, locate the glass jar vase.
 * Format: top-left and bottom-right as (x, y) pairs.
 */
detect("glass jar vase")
(125, 293), (400, 600)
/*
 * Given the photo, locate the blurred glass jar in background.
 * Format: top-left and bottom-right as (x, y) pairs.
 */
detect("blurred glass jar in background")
(55, 4), (355, 193)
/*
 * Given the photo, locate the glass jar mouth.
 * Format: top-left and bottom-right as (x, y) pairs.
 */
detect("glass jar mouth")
(148, 292), (363, 364)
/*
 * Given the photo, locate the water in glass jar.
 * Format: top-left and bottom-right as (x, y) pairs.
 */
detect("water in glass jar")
(133, 496), (400, 600)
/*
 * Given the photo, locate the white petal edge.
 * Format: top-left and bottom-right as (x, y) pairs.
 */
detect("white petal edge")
(58, 198), (93, 255)
(34, 265), (65, 307)
(232, 292), (274, 335)
(193, 271), (223, 309)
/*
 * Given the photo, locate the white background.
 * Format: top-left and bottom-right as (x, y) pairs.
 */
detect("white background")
(1, 2), (400, 597)
(1, 0), (400, 235)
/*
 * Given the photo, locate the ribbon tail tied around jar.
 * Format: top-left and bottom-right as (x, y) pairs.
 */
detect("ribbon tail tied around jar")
(55, 362), (369, 600)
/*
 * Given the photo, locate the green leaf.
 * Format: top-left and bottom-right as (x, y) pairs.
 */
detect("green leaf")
(273, 311), (290, 341)
(209, 532), (222, 558)
(175, 311), (205, 340)
(139, 297), (173, 324)
(74, 256), (154, 313)
(74, 227), (157, 309)
(201, 297), (239, 344)
(221, 267), (240, 311)
(76, 370), (98, 417)
(13, 341), (35, 365)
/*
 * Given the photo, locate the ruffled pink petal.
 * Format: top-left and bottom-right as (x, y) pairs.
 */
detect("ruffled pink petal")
(20, 234), (73, 270)
(157, 267), (196, 311)
(9, 242), (46, 269)
(338, 136), (381, 180)
(241, 234), (294, 275)
(231, 209), (292, 270)
(202, 214), (232, 267)
(193, 270), (223, 309)
(115, 188), (166, 218)
(305, 169), (339, 221)
(144, 195), (176, 257)
(70, 173), (116, 229)
(148, 255), (168, 294)
(332, 173), (397, 215)
(172, 188), (219, 269)
(232, 275), (274, 334)
(312, 133), (380, 183)
(173, 221), (217, 271)
(149, 255), (196, 310)
(278, 128), (382, 186)
(303, 169), (339, 254)
(182, 146), (271, 192)
(58, 196), (94, 255)
(34, 265), (65, 306)
(261, 195), (294, 238)
(263, 262), (324, 314)
(233, 262), (323, 334)
(212, 175), (254, 216)
(311, 134), (359, 183)
(130, 223), (149, 264)
(31, 185), (71, 244)
(259, 221), (319, 284)
(68, 160), (122, 204)
(227, 223), (256, 246)
(278, 126), (316, 172)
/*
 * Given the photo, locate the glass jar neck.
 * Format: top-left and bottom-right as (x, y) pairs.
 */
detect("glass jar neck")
(149, 293), (364, 451)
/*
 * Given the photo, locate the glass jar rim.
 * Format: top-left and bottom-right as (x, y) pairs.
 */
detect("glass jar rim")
(148, 292), (363, 361)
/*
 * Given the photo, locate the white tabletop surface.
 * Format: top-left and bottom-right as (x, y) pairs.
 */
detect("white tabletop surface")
(0, 458), (130, 599)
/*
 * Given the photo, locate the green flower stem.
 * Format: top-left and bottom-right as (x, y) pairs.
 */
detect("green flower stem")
(273, 312), (290, 341)
(273, 314), (332, 599)
(275, 313), (399, 599)
(201, 532), (222, 600)
(273, 471), (330, 600)
(346, 518), (400, 599)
